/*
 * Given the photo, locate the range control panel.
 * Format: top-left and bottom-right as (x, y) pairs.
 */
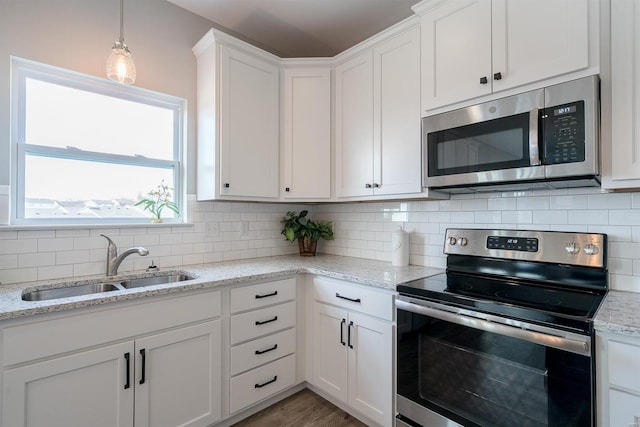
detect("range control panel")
(444, 228), (606, 268)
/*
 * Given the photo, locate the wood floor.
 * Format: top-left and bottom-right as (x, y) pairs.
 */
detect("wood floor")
(232, 389), (368, 427)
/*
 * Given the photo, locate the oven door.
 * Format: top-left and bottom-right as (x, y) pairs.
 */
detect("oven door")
(395, 296), (594, 427)
(423, 88), (545, 189)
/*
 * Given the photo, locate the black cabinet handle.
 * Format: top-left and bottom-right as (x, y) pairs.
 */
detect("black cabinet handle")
(285, 187), (290, 192)
(348, 321), (354, 349)
(365, 183), (372, 188)
(255, 316), (278, 326)
(373, 183), (380, 188)
(255, 344), (278, 355)
(336, 293), (361, 303)
(124, 352), (131, 389)
(255, 290), (278, 299)
(494, 72), (502, 80)
(480, 76), (488, 84)
(255, 375), (278, 388)
(139, 349), (146, 385)
(224, 183), (230, 188)
(340, 319), (346, 346)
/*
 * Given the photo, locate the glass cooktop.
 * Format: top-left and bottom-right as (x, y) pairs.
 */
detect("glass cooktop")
(397, 272), (606, 334)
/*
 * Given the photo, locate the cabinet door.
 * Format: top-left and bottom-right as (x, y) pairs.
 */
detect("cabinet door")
(282, 67), (331, 199)
(347, 311), (393, 427)
(609, 389), (640, 427)
(335, 51), (374, 198)
(603, 0), (640, 188)
(2, 341), (134, 427)
(220, 45), (279, 198)
(134, 320), (222, 427)
(420, 0), (492, 111)
(312, 302), (349, 402)
(373, 26), (422, 196)
(491, 0), (589, 92)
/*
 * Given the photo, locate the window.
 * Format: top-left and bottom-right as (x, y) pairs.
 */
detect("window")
(11, 57), (185, 224)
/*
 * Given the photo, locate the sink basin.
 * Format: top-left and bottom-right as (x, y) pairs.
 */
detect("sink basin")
(22, 283), (120, 301)
(21, 271), (195, 301)
(120, 273), (193, 289)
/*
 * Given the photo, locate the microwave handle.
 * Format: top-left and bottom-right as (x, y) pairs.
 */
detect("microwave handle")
(529, 107), (541, 166)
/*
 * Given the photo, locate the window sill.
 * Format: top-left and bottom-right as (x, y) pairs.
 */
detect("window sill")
(0, 222), (194, 231)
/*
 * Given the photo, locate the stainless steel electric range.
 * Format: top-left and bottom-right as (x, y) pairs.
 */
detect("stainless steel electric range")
(395, 228), (608, 427)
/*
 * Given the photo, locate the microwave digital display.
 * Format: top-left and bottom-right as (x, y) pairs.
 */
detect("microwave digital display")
(554, 105), (577, 116)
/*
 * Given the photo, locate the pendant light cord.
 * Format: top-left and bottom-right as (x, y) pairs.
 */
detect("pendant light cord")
(119, 0), (124, 43)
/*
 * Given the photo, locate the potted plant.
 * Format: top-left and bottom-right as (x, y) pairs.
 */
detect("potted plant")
(281, 210), (334, 256)
(135, 180), (180, 223)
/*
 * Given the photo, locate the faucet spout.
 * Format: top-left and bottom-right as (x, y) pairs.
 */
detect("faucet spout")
(101, 234), (149, 276)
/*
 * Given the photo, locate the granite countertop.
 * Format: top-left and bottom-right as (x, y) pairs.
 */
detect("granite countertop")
(594, 290), (640, 338)
(0, 254), (443, 321)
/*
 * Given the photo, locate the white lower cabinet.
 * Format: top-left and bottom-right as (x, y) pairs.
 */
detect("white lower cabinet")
(597, 331), (640, 427)
(3, 341), (134, 427)
(311, 277), (394, 427)
(1, 291), (223, 427)
(228, 278), (298, 414)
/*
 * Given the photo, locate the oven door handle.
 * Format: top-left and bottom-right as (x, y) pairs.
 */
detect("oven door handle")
(395, 297), (591, 357)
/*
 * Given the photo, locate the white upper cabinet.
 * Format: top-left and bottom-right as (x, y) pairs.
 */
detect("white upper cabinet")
(335, 51), (375, 198)
(601, 0), (640, 190)
(193, 30), (280, 200)
(281, 65), (332, 200)
(415, 0), (594, 113)
(335, 22), (422, 199)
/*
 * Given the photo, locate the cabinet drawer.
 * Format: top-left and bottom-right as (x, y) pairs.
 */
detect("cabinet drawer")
(312, 276), (393, 321)
(230, 278), (296, 313)
(3, 290), (221, 367)
(230, 328), (296, 376)
(230, 301), (296, 345)
(229, 353), (296, 414)
(609, 339), (640, 391)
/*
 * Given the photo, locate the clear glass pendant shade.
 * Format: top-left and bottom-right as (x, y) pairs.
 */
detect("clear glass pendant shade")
(106, 42), (136, 84)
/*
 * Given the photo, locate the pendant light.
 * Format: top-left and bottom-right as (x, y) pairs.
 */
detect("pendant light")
(106, 0), (136, 84)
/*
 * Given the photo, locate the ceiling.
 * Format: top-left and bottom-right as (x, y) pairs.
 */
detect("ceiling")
(166, 0), (421, 58)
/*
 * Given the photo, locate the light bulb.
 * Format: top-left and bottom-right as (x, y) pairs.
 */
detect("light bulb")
(106, 42), (136, 85)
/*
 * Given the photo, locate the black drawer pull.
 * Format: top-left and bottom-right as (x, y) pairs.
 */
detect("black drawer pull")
(255, 344), (278, 355)
(336, 293), (361, 303)
(124, 352), (131, 390)
(255, 375), (278, 388)
(255, 316), (278, 326)
(139, 348), (146, 385)
(255, 290), (278, 299)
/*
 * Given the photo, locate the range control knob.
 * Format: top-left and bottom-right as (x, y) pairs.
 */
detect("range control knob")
(458, 237), (468, 247)
(584, 244), (600, 256)
(565, 242), (580, 255)
(448, 237), (457, 246)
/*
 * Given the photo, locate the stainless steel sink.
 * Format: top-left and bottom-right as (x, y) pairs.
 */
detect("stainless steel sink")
(21, 272), (195, 301)
(119, 273), (193, 289)
(22, 283), (121, 301)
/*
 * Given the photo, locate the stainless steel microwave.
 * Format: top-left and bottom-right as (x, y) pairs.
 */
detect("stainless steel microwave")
(422, 75), (600, 193)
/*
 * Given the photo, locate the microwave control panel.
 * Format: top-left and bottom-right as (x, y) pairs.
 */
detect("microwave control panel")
(543, 100), (585, 165)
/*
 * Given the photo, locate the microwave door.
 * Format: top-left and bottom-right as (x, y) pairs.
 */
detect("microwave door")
(424, 110), (545, 188)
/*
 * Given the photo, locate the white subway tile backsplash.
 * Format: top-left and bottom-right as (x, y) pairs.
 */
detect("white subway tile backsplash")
(18, 252), (56, 268)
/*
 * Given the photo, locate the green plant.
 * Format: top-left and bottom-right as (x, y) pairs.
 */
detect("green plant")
(135, 180), (179, 222)
(281, 210), (334, 243)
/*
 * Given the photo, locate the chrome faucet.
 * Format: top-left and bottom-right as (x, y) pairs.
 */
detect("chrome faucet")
(100, 234), (149, 276)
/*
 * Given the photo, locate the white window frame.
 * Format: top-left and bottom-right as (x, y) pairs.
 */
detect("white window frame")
(10, 57), (186, 225)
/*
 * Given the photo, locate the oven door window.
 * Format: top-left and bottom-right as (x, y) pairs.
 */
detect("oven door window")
(397, 309), (591, 427)
(427, 112), (532, 177)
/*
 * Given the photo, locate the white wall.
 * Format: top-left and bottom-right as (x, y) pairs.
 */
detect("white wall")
(315, 187), (640, 293)
(0, 0), (213, 192)
(0, 197), (301, 284)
